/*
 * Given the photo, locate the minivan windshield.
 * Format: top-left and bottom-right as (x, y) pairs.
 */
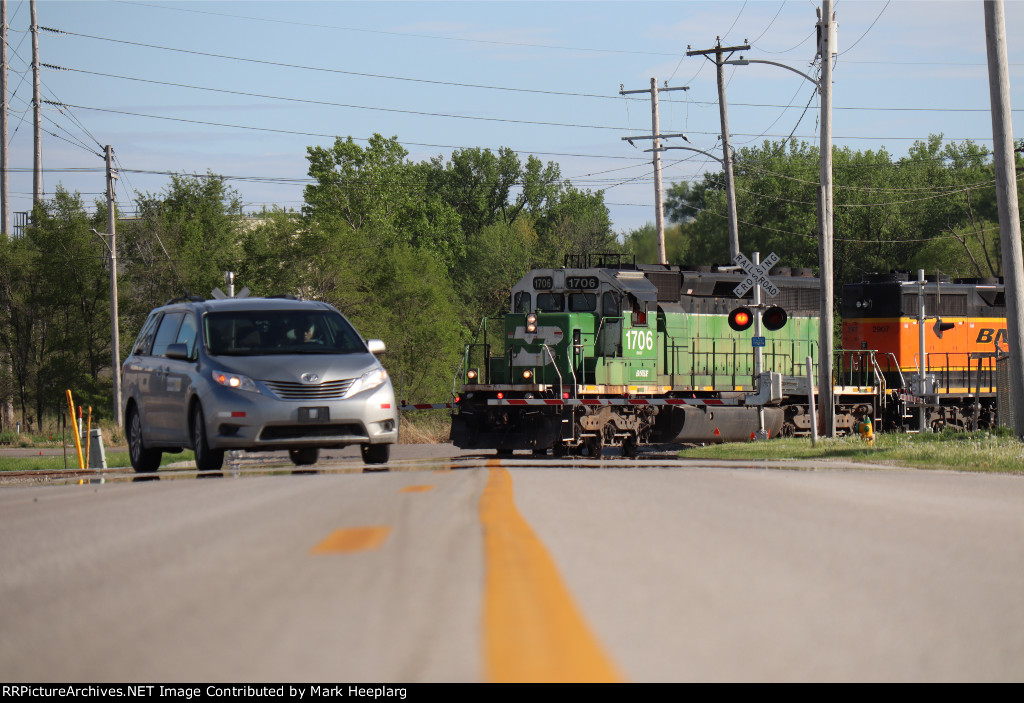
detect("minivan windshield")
(204, 310), (366, 355)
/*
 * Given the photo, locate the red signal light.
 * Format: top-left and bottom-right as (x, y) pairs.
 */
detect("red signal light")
(762, 306), (788, 331)
(728, 307), (754, 332)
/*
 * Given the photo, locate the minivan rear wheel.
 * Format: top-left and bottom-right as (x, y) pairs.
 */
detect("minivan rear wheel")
(127, 405), (162, 473)
(192, 404), (225, 471)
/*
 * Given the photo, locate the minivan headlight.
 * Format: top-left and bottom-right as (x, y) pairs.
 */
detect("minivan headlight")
(346, 366), (389, 397)
(212, 370), (260, 394)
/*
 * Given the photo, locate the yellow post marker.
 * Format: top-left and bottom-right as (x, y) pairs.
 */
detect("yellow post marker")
(65, 390), (85, 470)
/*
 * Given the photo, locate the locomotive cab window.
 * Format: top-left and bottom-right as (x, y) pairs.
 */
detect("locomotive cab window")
(603, 291), (621, 317)
(513, 291), (531, 314)
(537, 293), (565, 312)
(630, 297), (648, 326)
(569, 292), (597, 312)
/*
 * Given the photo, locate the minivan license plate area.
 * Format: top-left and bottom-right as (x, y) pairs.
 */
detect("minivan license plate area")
(299, 407), (330, 423)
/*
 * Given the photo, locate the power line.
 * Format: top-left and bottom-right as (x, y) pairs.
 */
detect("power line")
(51, 63), (1011, 115)
(111, 0), (682, 57)
(48, 101), (1004, 145)
(47, 29), (644, 101)
(839, 1), (891, 57)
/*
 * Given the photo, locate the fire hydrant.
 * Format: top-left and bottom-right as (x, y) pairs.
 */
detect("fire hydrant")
(857, 416), (875, 447)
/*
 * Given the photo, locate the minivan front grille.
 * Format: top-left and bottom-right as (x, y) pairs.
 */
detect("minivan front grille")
(260, 424), (365, 441)
(263, 379), (354, 400)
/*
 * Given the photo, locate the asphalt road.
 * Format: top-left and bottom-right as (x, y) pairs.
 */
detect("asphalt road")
(1, 448), (1022, 682)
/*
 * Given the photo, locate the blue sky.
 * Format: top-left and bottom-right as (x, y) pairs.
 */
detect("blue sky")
(8, 0), (1023, 235)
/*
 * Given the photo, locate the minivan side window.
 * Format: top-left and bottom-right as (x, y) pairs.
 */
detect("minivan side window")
(151, 312), (184, 357)
(131, 313), (162, 357)
(175, 314), (199, 359)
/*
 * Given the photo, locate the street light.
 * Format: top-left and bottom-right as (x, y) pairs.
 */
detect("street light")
(723, 1), (836, 437)
(91, 226), (121, 428)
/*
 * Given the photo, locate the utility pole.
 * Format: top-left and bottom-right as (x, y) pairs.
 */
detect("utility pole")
(984, 0), (1024, 438)
(687, 39), (749, 264)
(1, 0), (9, 237)
(0, 0), (11, 432)
(817, 2), (836, 438)
(105, 146), (122, 428)
(620, 79), (689, 265)
(30, 0), (40, 204)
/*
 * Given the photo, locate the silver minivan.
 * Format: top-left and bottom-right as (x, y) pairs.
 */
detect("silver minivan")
(121, 296), (398, 472)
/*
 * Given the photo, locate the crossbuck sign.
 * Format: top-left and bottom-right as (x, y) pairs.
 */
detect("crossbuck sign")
(733, 251), (780, 298)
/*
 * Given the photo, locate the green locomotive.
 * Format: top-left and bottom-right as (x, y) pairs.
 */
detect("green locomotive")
(451, 255), (822, 456)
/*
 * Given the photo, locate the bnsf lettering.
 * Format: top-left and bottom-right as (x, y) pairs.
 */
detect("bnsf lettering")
(565, 276), (599, 290)
(976, 328), (1008, 344)
(635, 369), (650, 378)
(872, 325), (889, 333)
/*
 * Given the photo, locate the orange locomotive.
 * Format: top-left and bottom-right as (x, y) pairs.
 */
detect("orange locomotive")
(841, 273), (1006, 431)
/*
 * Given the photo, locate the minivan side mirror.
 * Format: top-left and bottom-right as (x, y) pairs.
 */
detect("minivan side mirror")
(367, 339), (386, 354)
(165, 343), (191, 361)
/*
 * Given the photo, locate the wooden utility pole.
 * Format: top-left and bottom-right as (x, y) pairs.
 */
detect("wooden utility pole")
(818, 1), (836, 437)
(30, 0), (40, 204)
(620, 79), (689, 265)
(687, 39), (749, 264)
(1, 0), (9, 237)
(0, 1), (10, 431)
(105, 146), (122, 428)
(984, 0), (1024, 438)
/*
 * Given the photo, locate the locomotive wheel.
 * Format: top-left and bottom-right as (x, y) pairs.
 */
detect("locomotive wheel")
(622, 435), (638, 459)
(584, 436), (603, 460)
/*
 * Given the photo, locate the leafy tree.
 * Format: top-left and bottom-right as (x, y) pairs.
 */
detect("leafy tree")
(236, 208), (305, 296)
(664, 135), (1013, 285)
(0, 189), (111, 427)
(621, 222), (690, 265)
(534, 186), (618, 266)
(458, 218), (538, 319)
(304, 134), (464, 270)
(120, 173), (244, 339)
(345, 244), (467, 403)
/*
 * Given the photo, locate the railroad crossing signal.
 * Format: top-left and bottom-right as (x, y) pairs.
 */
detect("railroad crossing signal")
(729, 305), (788, 332)
(733, 251), (780, 298)
(728, 307), (754, 331)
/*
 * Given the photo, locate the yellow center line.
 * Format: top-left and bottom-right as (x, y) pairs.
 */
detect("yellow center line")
(310, 526), (391, 554)
(479, 466), (623, 683)
(400, 485), (435, 493)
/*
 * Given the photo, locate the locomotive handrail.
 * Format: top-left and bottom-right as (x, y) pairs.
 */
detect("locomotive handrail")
(540, 343), (565, 399)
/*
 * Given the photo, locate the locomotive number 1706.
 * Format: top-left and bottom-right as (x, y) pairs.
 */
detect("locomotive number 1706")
(625, 329), (654, 354)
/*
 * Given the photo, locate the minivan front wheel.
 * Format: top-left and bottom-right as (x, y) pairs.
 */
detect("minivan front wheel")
(191, 404), (225, 471)
(361, 443), (390, 466)
(127, 405), (162, 472)
(288, 448), (319, 466)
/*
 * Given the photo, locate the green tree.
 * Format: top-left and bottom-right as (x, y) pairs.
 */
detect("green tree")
(120, 173), (244, 339)
(534, 187), (617, 267)
(0, 189), (111, 427)
(345, 244), (467, 403)
(621, 222), (690, 265)
(304, 134), (464, 270)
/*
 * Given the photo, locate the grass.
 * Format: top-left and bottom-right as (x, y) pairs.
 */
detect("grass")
(679, 428), (1024, 474)
(398, 412), (451, 444)
(0, 450), (194, 472)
